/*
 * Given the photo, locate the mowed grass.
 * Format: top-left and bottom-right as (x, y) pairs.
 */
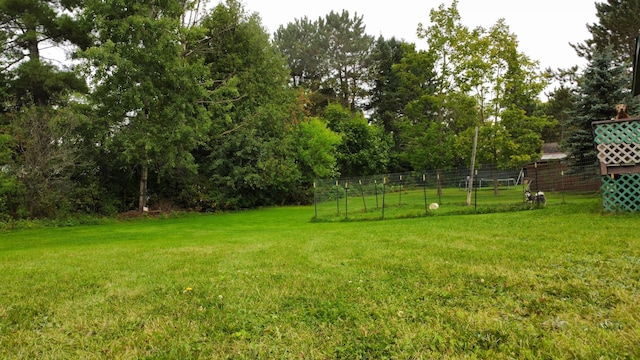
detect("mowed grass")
(1, 197), (639, 359)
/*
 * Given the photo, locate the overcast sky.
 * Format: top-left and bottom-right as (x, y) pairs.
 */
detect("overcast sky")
(240, 0), (598, 72)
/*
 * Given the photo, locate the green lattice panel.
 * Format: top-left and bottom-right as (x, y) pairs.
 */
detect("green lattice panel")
(601, 174), (640, 212)
(594, 121), (640, 144)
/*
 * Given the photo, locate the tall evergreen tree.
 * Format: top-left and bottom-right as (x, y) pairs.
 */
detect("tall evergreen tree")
(0, 0), (94, 219)
(273, 16), (325, 89)
(367, 38), (426, 172)
(0, 0), (90, 107)
(274, 10), (374, 114)
(565, 48), (629, 175)
(367, 37), (409, 138)
(572, 0), (640, 64)
(320, 10), (374, 111)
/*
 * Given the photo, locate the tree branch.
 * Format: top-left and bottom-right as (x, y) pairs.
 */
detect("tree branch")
(219, 122), (247, 136)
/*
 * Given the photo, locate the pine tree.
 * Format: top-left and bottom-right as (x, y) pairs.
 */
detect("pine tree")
(564, 49), (629, 175)
(572, 0), (640, 65)
(0, 0), (90, 107)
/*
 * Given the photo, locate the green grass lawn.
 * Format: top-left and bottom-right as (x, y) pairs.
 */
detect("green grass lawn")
(1, 198), (639, 359)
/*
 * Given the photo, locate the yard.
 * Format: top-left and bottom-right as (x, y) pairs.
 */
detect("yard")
(1, 196), (638, 359)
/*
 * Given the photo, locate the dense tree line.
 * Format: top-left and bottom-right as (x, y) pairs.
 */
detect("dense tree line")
(0, 0), (637, 220)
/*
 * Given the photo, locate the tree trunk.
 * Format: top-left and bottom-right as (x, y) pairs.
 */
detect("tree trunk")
(139, 165), (148, 211)
(26, 20), (40, 62)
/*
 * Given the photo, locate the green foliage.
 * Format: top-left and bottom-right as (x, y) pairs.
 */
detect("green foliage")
(393, 49), (438, 119)
(573, 0), (640, 65)
(0, 0), (89, 106)
(274, 9), (374, 114)
(418, 0), (468, 95)
(367, 39), (424, 172)
(454, 107), (549, 181)
(81, 0), (212, 210)
(6, 106), (93, 218)
(500, 106), (553, 167)
(0, 130), (25, 220)
(475, 123), (517, 167)
(293, 117), (341, 182)
(410, 0), (545, 177)
(391, 46), (473, 172)
(189, 0), (311, 209)
(325, 103), (391, 177)
(8, 60), (88, 107)
(419, 1), (546, 119)
(481, 19), (546, 116)
(539, 68), (579, 143)
(367, 37), (411, 135)
(401, 121), (455, 171)
(4, 0), (634, 221)
(273, 16), (326, 89)
(320, 10), (374, 111)
(565, 48), (630, 174)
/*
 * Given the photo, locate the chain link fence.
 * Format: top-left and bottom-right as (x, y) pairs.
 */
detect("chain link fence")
(312, 160), (602, 221)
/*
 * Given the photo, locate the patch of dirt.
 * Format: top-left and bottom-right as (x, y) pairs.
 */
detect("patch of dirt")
(116, 209), (163, 220)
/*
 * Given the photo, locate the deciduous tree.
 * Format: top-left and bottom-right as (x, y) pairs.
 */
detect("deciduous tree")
(7, 106), (89, 217)
(192, 0), (314, 208)
(81, 0), (211, 211)
(324, 103), (390, 177)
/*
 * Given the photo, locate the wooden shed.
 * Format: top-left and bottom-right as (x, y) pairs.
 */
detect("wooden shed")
(521, 143), (600, 192)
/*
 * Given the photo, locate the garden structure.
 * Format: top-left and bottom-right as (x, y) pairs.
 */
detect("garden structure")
(593, 117), (640, 211)
(521, 143), (600, 193)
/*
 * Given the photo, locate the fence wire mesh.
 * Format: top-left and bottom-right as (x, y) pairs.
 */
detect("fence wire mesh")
(313, 161), (603, 221)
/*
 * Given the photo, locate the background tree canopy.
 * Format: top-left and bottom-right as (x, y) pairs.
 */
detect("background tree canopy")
(0, 0), (637, 220)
